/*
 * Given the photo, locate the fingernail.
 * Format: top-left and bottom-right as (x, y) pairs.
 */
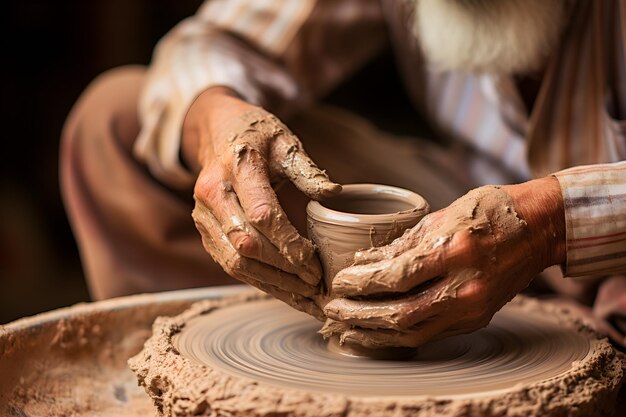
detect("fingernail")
(326, 182), (342, 193)
(318, 182), (342, 199)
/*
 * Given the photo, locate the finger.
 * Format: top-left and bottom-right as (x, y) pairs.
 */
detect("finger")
(332, 246), (446, 296)
(351, 212), (443, 266)
(318, 318), (350, 340)
(198, 177), (305, 278)
(338, 318), (453, 349)
(252, 279), (325, 321)
(324, 280), (451, 330)
(271, 132), (342, 200)
(230, 144), (322, 285)
(352, 225), (424, 266)
(192, 202), (317, 298)
(446, 313), (493, 335)
(323, 298), (440, 331)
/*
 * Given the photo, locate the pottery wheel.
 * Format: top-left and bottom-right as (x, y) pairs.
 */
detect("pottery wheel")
(129, 293), (624, 417)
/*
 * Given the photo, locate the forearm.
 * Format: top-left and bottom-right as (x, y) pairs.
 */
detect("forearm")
(501, 176), (566, 269)
(135, 17), (299, 188)
(181, 86), (247, 173)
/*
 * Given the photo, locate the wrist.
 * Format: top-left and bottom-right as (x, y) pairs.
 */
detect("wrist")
(182, 86), (247, 172)
(502, 177), (566, 268)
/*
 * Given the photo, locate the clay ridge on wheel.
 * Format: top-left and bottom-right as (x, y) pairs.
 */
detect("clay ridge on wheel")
(128, 292), (623, 417)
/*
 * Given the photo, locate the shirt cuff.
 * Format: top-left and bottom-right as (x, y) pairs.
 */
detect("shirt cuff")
(553, 161), (626, 277)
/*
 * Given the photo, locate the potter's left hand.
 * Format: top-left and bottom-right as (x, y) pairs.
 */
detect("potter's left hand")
(323, 178), (566, 348)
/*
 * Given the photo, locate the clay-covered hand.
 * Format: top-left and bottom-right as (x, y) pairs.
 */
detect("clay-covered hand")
(185, 87), (341, 319)
(322, 178), (566, 348)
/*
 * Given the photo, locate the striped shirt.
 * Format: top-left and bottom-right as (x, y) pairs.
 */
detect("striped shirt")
(134, 0), (626, 277)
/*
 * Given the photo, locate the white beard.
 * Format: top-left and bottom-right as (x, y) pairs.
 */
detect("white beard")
(412, 0), (568, 75)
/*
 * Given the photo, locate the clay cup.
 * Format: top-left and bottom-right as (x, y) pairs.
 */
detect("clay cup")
(307, 184), (430, 290)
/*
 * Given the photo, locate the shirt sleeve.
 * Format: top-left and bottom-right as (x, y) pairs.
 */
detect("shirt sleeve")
(553, 161), (626, 277)
(134, 0), (387, 188)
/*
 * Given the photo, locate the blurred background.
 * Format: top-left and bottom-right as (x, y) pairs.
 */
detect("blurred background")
(0, 0), (205, 323)
(0, 0), (423, 323)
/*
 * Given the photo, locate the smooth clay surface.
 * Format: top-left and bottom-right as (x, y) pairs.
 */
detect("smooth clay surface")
(129, 293), (624, 417)
(307, 184), (429, 287)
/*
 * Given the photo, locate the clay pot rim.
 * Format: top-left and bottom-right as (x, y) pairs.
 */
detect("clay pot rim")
(307, 183), (429, 225)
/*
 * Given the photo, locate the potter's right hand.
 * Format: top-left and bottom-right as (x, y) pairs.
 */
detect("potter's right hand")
(185, 87), (341, 317)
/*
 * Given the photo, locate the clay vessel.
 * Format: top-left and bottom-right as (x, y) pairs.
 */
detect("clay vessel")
(307, 183), (429, 289)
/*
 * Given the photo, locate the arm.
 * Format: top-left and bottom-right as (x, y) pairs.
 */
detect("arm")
(134, 0), (388, 187)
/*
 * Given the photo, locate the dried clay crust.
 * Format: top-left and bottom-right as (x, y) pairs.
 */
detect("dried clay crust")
(128, 293), (624, 417)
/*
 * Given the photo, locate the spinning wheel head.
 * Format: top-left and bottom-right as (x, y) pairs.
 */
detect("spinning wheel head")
(129, 295), (624, 417)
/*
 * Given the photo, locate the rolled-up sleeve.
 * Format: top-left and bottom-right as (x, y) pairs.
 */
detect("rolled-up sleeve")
(134, 0), (387, 188)
(554, 161), (626, 276)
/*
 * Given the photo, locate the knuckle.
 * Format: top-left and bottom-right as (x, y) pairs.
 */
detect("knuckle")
(194, 171), (224, 202)
(231, 142), (250, 162)
(224, 255), (245, 276)
(454, 232), (476, 256)
(231, 232), (260, 257)
(457, 231), (473, 248)
(230, 141), (267, 169)
(457, 279), (486, 304)
(248, 203), (275, 227)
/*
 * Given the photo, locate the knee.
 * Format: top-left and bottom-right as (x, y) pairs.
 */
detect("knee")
(61, 66), (146, 157)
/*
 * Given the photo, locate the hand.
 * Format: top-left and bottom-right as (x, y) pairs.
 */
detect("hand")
(322, 178), (565, 348)
(185, 87), (341, 319)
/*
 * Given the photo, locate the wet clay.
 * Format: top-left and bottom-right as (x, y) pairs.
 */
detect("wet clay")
(225, 108), (342, 201)
(307, 184), (429, 289)
(0, 286), (247, 417)
(129, 294), (624, 417)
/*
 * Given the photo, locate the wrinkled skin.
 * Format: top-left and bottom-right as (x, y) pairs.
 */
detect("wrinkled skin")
(185, 87), (340, 319)
(184, 88), (566, 348)
(322, 180), (566, 348)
